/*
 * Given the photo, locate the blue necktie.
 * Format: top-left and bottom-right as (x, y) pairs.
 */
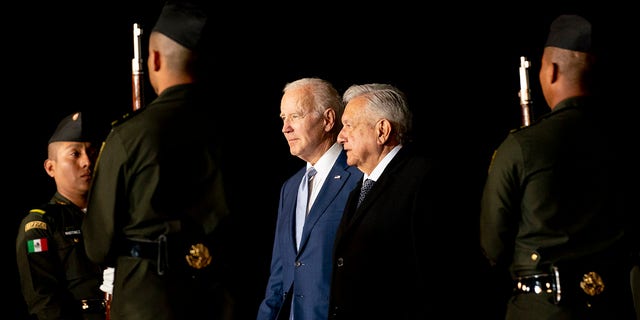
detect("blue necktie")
(357, 178), (375, 207)
(295, 167), (316, 249)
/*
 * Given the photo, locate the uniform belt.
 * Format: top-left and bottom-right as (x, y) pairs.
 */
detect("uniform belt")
(124, 235), (169, 275)
(514, 274), (559, 295)
(514, 265), (563, 304)
(125, 237), (165, 260)
(514, 264), (613, 305)
(80, 298), (106, 314)
(123, 235), (213, 276)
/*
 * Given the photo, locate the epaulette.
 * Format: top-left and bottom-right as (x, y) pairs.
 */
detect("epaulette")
(29, 201), (68, 216)
(509, 125), (528, 133)
(29, 208), (46, 215)
(110, 112), (132, 127)
(25, 208), (50, 232)
(510, 113), (549, 133)
(110, 108), (143, 127)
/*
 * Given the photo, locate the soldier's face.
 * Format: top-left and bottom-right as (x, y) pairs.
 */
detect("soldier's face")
(45, 141), (97, 199)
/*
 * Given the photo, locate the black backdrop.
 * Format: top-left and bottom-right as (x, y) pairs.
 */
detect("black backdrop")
(8, 2), (638, 319)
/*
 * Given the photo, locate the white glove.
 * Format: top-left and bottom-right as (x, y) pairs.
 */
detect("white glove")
(100, 267), (115, 295)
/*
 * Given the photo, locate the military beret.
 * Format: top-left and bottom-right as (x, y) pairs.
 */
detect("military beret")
(545, 14), (592, 53)
(152, 0), (208, 50)
(48, 112), (91, 144)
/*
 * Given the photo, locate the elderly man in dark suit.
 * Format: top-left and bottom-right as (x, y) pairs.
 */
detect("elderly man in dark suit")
(328, 83), (442, 319)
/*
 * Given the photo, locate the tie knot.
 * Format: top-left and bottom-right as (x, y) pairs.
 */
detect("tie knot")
(358, 179), (375, 207)
(362, 178), (374, 190)
(307, 167), (317, 180)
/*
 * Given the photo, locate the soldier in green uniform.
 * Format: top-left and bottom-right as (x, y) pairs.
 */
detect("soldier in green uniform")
(82, 1), (234, 319)
(479, 14), (637, 319)
(16, 111), (106, 319)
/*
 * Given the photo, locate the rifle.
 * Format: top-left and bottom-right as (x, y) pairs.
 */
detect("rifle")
(518, 56), (532, 126)
(104, 24), (145, 320)
(131, 23), (145, 111)
(104, 268), (113, 320)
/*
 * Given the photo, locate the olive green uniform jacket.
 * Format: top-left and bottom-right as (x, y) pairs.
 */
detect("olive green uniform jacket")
(16, 192), (104, 319)
(479, 96), (636, 318)
(82, 83), (232, 320)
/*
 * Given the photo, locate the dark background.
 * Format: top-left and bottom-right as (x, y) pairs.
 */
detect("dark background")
(8, 2), (637, 319)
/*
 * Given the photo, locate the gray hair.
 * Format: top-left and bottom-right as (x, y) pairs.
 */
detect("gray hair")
(283, 77), (344, 134)
(342, 83), (412, 144)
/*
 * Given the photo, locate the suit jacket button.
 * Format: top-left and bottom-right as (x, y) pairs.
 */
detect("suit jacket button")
(295, 261), (302, 267)
(337, 257), (343, 267)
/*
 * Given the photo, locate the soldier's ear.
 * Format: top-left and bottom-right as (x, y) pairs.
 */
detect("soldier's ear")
(44, 158), (55, 178)
(151, 49), (162, 72)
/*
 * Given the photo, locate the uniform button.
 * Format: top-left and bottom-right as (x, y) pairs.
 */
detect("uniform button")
(295, 261), (302, 267)
(337, 257), (343, 267)
(531, 252), (539, 261)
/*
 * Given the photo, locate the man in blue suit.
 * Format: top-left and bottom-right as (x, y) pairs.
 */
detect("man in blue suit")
(257, 78), (362, 320)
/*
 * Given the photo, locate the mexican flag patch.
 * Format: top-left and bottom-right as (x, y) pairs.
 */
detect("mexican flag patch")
(27, 238), (48, 253)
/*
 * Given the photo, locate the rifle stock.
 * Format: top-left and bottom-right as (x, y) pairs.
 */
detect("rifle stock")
(105, 292), (112, 319)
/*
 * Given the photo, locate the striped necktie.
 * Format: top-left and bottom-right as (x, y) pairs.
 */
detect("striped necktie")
(295, 167), (317, 249)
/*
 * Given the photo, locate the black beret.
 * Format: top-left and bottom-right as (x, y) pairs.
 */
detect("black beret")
(545, 14), (592, 53)
(48, 112), (91, 144)
(152, 0), (207, 50)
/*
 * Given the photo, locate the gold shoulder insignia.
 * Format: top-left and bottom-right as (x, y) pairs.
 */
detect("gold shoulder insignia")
(110, 113), (130, 127)
(25, 221), (47, 232)
(111, 108), (143, 127)
(509, 126), (524, 133)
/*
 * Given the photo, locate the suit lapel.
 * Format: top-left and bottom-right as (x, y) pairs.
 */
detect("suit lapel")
(298, 152), (352, 252)
(345, 147), (409, 227)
